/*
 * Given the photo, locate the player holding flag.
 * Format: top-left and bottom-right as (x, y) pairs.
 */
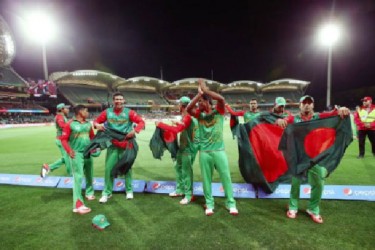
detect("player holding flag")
(94, 92), (145, 203)
(156, 96), (199, 205)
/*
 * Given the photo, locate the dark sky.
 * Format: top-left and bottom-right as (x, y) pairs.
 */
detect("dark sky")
(1, 0), (375, 101)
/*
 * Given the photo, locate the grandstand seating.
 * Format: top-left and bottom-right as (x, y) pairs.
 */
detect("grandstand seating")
(120, 90), (168, 105)
(261, 91), (299, 104)
(0, 67), (26, 87)
(222, 93), (258, 104)
(58, 85), (109, 105)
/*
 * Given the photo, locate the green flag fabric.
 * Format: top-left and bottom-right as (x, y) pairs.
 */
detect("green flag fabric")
(149, 127), (179, 160)
(278, 116), (353, 178)
(111, 138), (138, 177)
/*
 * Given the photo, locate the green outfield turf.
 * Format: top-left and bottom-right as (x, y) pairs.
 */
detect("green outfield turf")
(0, 122), (375, 249)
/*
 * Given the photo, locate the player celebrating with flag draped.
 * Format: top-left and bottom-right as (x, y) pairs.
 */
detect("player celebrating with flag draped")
(61, 105), (95, 214)
(277, 95), (350, 224)
(156, 96), (199, 205)
(94, 92), (145, 203)
(187, 79), (238, 216)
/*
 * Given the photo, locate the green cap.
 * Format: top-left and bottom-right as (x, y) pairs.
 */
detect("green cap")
(178, 96), (191, 104)
(56, 103), (71, 110)
(299, 95), (314, 103)
(92, 214), (110, 230)
(275, 97), (286, 107)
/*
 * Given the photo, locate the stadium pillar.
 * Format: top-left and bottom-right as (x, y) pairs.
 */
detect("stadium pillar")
(42, 42), (48, 80)
(326, 45), (332, 108)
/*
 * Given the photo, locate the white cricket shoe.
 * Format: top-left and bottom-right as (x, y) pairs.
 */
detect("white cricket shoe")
(40, 164), (50, 178)
(73, 205), (91, 215)
(99, 195), (112, 203)
(126, 192), (134, 200)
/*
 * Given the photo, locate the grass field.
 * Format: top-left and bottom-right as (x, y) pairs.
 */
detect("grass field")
(1, 122), (375, 249)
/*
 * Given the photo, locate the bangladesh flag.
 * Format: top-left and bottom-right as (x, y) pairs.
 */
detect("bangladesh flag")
(278, 116), (353, 178)
(149, 127), (179, 160)
(235, 112), (290, 194)
(230, 115), (240, 139)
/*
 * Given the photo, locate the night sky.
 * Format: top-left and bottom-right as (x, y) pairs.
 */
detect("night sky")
(1, 0), (374, 102)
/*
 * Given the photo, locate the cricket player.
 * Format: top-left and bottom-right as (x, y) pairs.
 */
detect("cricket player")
(156, 96), (199, 205)
(271, 97), (291, 117)
(225, 98), (260, 123)
(94, 92), (145, 203)
(41, 103), (72, 177)
(187, 79), (238, 216)
(277, 95), (350, 224)
(61, 105), (95, 214)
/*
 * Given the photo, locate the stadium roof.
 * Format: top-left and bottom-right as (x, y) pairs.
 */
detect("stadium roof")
(114, 76), (169, 91)
(163, 78), (224, 91)
(261, 78), (310, 92)
(219, 80), (263, 92)
(51, 70), (125, 89)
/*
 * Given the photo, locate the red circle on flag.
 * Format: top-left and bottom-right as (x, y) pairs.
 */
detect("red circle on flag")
(163, 131), (176, 143)
(304, 128), (336, 158)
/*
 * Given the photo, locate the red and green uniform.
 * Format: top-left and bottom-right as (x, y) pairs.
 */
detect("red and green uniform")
(226, 105), (260, 123)
(195, 105), (236, 210)
(94, 107), (144, 196)
(158, 115), (198, 200)
(48, 114), (72, 175)
(285, 110), (339, 215)
(61, 118), (95, 209)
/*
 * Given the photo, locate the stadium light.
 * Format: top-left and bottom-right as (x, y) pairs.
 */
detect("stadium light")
(25, 11), (58, 80)
(318, 22), (341, 108)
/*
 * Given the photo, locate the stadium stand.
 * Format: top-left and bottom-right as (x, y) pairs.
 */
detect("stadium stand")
(114, 76), (169, 105)
(220, 81), (262, 106)
(162, 78), (224, 103)
(260, 79), (309, 106)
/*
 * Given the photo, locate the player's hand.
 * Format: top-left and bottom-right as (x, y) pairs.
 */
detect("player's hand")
(95, 123), (106, 131)
(198, 86), (204, 95)
(276, 118), (288, 129)
(338, 107), (350, 119)
(155, 121), (160, 126)
(365, 123), (371, 128)
(199, 79), (209, 93)
(125, 130), (136, 139)
(68, 150), (75, 158)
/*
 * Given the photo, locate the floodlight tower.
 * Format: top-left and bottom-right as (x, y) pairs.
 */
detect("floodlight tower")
(25, 11), (57, 80)
(318, 23), (341, 108)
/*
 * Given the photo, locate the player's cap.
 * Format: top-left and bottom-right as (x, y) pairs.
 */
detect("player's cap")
(361, 96), (372, 102)
(275, 97), (286, 107)
(56, 103), (71, 110)
(178, 96), (191, 104)
(300, 95), (314, 103)
(92, 214), (110, 230)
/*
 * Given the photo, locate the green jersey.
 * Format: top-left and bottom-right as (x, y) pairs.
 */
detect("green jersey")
(179, 116), (199, 154)
(106, 107), (134, 133)
(244, 111), (260, 123)
(198, 109), (225, 151)
(62, 118), (93, 153)
(55, 113), (68, 137)
(293, 113), (320, 123)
